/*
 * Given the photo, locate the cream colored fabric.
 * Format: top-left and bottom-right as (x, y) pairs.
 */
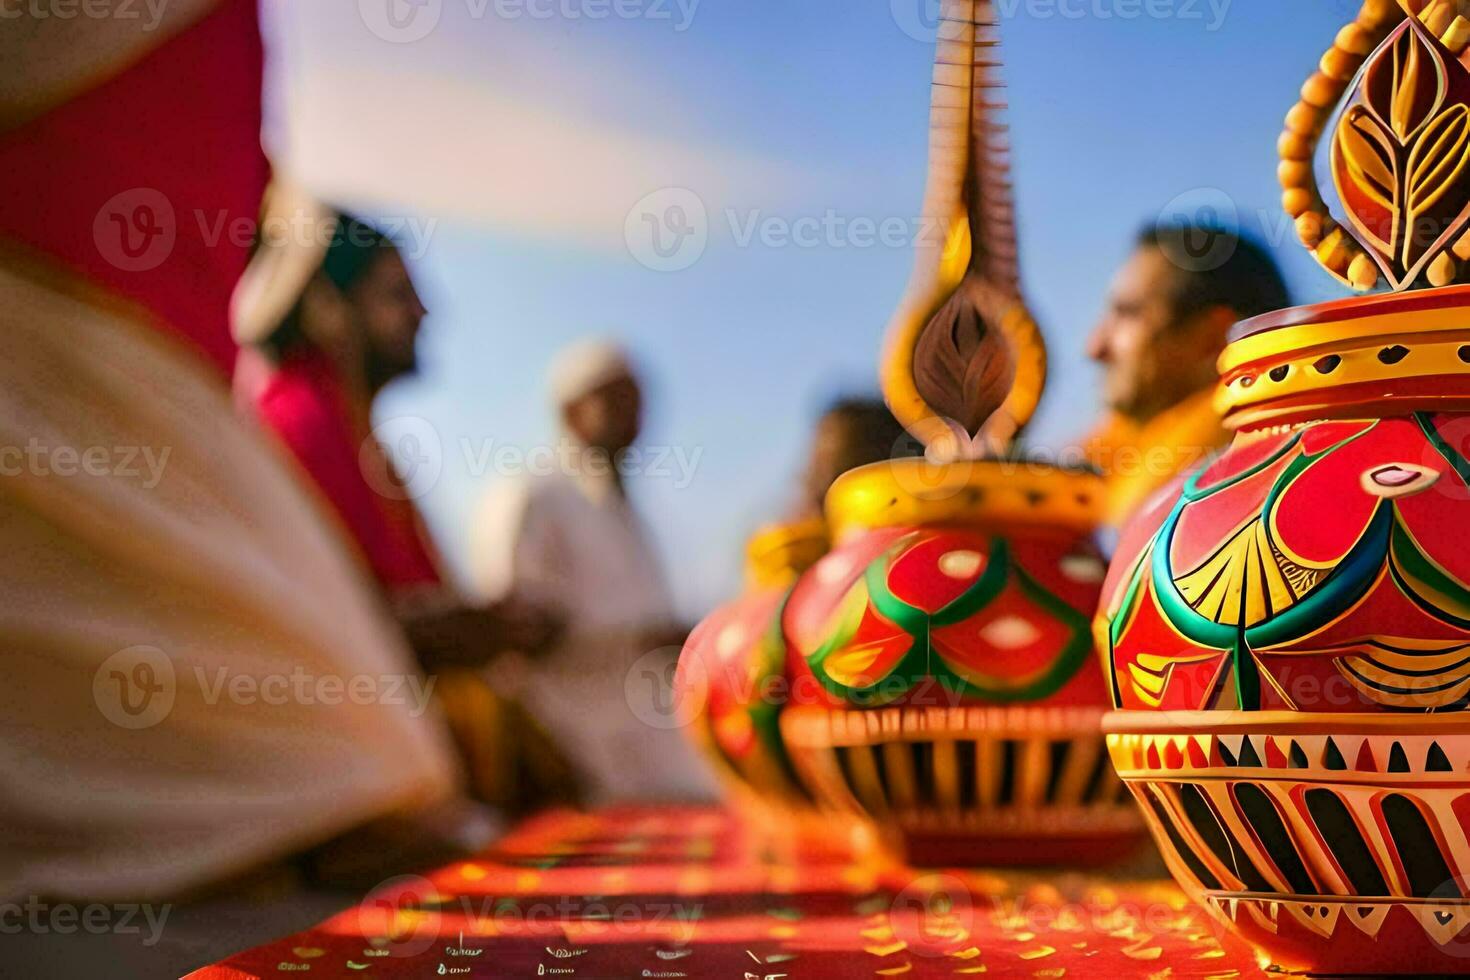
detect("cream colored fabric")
(229, 178), (339, 346)
(0, 258), (459, 902)
(1082, 387), (1229, 530)
(472, 462), (718, 805)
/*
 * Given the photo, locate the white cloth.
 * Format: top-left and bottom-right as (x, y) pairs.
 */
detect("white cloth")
(547, 338), (634, 407)
(472, 460), (717, 805)
(0, 257), (459, 901)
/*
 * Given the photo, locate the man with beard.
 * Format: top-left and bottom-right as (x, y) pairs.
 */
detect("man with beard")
(1081, 223), (1291, 530)
(237, 186), (572, 818)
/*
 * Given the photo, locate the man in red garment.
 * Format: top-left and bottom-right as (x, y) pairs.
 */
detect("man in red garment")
(236, 188), (575, 809)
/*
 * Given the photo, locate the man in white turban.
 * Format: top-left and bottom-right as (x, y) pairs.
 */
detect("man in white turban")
(472, 339), (717, 805)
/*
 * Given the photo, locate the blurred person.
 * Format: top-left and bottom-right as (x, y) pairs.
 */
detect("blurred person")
(235, 188), (575, 815)
(1081, 223), (1290, 528)
(472, 340), (718, 805)
(742, 396), (916, 585)
(0, 2), (466, 902)
(795, 396), (917, 522)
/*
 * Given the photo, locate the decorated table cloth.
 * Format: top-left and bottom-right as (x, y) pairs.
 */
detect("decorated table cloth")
(185, 806), (1259, 979)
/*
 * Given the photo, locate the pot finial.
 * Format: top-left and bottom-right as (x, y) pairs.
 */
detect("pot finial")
(881, 0), (1045, 461)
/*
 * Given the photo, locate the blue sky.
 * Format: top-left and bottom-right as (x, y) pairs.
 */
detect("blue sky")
(265, 0), (1352, 616)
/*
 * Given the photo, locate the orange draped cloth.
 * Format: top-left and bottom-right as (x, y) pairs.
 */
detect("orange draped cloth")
(1081, 389), (1229, 530)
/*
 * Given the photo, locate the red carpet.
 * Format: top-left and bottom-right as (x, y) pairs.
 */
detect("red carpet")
(186, 806), (1259, 978)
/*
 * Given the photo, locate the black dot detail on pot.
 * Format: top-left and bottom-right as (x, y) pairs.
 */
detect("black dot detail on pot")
(1378, 345), (1410, 365)
(1313, 354), (1341, 374)
(1268, 366), (1290, 382)
(1459, 345), (1470, 363)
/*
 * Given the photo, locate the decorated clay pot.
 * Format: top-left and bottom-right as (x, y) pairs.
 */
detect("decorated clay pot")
(1099, 3), (1470, 969)
(780, 457), (1146, 866)
(677, 520), (826, 805)
(1099, 289), (1470, 974)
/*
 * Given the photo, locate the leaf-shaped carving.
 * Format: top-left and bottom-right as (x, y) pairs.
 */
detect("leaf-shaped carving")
(912, 273), (1013, 439)
(1331, 17), (1470, 289)
(1336, 107), (1398, 256)
(1362, 21), (1444, 143)
(1404, 103), (1470, 269)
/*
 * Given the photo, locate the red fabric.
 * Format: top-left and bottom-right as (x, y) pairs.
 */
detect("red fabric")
(253, 349), (442, 593)
(0, 0), (268, 376)
(185, 806), (1259, 979)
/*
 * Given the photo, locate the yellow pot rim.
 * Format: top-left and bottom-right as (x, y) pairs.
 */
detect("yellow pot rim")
(1215, 286), (1470, 429)
(824, 457), (1102, 542)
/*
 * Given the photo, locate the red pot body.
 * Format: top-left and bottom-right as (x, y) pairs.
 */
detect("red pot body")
(1101, 305), (1470, 974)
(776, 461), (1146, 866)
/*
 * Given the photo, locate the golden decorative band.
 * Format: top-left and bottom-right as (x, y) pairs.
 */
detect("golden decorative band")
(783, 703), (1113, 749)
(1105, 707), (1470, 737)
(1214, 286), (1470, 427)
(824, 457), (1102, 542)
(783, 704), (1141, 836)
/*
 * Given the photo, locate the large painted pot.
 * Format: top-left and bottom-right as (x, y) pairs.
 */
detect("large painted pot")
(779, 457), (1146, 867)
(1099, 288), (1470, 974)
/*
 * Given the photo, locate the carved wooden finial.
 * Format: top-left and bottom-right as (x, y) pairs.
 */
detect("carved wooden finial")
(880, 0), (1045, 459)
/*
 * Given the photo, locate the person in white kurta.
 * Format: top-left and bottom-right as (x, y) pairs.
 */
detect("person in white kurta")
(472, 340), (718, 805)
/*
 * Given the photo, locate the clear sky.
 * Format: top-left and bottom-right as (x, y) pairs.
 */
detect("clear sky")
(264, 0), (1353, 617)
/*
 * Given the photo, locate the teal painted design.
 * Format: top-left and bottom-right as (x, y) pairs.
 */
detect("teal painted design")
(805, 534), (1091, 707)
